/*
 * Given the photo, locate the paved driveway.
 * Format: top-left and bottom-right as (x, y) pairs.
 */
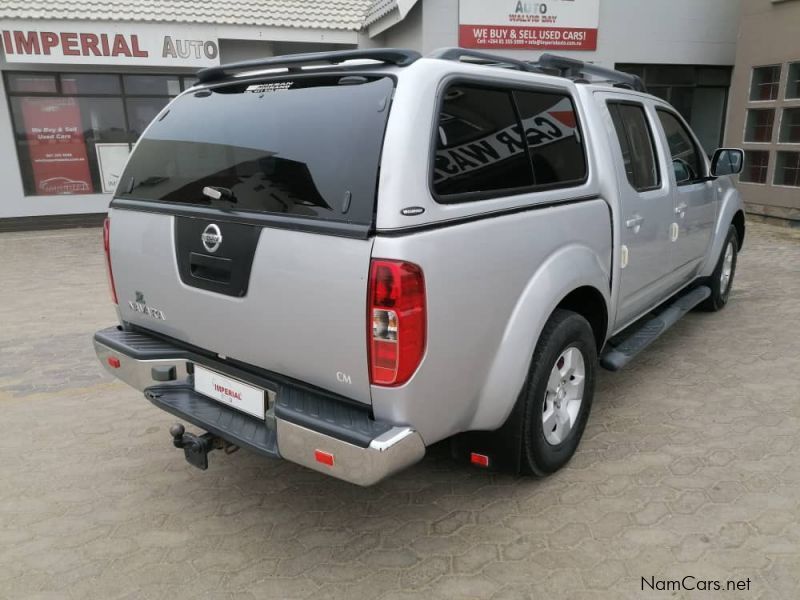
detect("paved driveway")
(1, 222), (799, 599)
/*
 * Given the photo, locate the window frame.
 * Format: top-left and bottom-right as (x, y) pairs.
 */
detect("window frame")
(748, 64), (783, 103)
(428, 76), (589, 205)
(739, 150), (771, 185)
(744, 108), (776, 144)
(605, 100), (662, 193)
(778, 107), (800, 145)
(787, 62), (800, 100)
(655, 107), (709, 186)
(773, 151), (800, 188)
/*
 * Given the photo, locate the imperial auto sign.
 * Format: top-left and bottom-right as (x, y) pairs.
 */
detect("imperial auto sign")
(459, 0), (600, 51)
(0, 21), (219, 67)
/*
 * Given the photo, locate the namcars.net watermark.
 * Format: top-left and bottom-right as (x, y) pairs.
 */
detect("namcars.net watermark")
(642, 576), (752, 592)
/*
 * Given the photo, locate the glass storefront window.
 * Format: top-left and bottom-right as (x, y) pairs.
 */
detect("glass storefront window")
(5, 71), (191, 196)
(774, 152), (800, 187)
(123, 75), (182, 96)
(616, 64), (733, 155)
(750, 65), (781, 102)
(740, 151), (770, 184)
(6, 73), (57, 93)
(61, 74), (121, 95)
(744, 109), (776, 143)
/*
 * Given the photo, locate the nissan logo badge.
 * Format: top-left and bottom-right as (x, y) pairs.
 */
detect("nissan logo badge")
(201, 224), (222, 253)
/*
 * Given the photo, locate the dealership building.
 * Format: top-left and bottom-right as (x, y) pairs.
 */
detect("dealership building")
(3, 0), (792, 228)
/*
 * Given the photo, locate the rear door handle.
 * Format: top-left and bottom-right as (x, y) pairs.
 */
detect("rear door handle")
(189, 252), (232, 283)
(625, 215), (644, 231)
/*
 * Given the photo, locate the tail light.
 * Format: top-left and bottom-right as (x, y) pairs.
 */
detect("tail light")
(368, 259), (426, 386)
(103, 217), (118, 304)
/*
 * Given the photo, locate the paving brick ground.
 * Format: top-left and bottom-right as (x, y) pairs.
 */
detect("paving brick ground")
(0, 222), (799, 600)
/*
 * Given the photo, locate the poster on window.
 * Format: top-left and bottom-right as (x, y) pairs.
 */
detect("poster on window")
(459, 0), (600, 51)
(20, 97), (93, 195)
(95, 143), (131, 193)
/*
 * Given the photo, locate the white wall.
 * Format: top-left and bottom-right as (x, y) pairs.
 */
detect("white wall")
(219, 39), (274, 63)
(382, 3), (423, 52)
(405, 0), (742, 67)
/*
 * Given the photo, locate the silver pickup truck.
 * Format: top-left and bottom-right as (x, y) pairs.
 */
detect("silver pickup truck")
(94, 48), (745, 485)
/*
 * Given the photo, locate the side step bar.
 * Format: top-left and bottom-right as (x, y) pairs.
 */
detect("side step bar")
(600, 286), (711, 371)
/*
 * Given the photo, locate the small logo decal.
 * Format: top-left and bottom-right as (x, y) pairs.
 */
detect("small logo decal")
(336, 371), (352, 385)
(401, 206), (426, 217)
(201, 224), (222, 253)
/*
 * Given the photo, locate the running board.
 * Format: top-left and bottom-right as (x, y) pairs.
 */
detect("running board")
(600, 286), (711, 371)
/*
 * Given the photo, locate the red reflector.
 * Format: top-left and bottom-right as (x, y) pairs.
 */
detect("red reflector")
(314, 450), (334, 467)
(367, 259), (426, 387)
(107, 356), (121, 369)
(470, 453), (490, 468)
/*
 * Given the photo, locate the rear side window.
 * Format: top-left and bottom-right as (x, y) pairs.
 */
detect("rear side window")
(116, 75), (394, 226)
(433, 84), (586, 201)
(608, 102), (660, 192)
(514, 90), (587, 187)
(656, 109), (706, 184)
(433, 86), (534, 198)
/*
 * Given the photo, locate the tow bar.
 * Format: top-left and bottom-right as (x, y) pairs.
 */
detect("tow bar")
(169, 423), (238, 470)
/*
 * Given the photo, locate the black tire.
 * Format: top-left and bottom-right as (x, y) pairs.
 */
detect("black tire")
(699, 225), (738, 312)
(520, 309), (597, 477)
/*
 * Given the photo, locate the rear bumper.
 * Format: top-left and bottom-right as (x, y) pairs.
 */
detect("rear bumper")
(94, 327), (424, 486)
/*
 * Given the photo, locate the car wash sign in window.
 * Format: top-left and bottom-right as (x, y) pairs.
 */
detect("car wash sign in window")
(459, 0), (600, 51)
(0, 21), (219, 67)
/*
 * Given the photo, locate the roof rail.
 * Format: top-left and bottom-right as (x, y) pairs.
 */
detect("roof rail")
(428, 47), (543, 73)
(197, 48), (422, 84)
(536, 54), (646, 92)
(428, 47), (647, 93)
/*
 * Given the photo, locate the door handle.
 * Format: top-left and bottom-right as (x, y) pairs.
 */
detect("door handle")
(625, 215), (644, 231)
(675, 203), (688, 217)
(189, 252), (232, 283)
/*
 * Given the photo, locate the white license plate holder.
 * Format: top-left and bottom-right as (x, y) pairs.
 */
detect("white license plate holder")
(193, 365), (265, 419)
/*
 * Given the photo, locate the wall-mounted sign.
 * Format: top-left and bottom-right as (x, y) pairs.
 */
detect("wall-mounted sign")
(459, 0), (600, 51)
(0, 21), (219, 67)
(96, 143), (131, 194)
(20, 97), (94, 195)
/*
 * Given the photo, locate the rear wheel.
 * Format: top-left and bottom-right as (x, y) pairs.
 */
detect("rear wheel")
(521, 310), (597, 476)
(700, 225), (738, 312)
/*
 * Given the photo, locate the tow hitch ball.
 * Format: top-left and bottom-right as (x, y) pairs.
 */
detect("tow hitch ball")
(169, 423), (219, 470)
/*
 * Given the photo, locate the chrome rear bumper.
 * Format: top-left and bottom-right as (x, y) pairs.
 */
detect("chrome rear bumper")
(94, 330), (425, 486)
(277, 421), (425, 486)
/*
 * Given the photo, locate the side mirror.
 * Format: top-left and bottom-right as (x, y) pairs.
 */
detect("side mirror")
(711, 148), (744, 177)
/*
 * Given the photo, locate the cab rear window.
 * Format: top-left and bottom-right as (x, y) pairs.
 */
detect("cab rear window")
(116, 75), (394, 225)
